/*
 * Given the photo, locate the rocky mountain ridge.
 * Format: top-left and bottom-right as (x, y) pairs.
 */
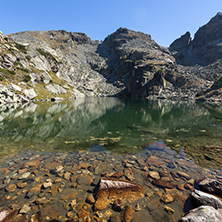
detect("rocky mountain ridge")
(0, 12), (222, 103)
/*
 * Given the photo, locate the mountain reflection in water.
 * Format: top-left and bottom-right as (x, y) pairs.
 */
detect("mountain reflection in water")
(0, 98), (222, 168)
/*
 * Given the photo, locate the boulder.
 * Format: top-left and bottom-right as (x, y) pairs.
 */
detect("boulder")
(23, 88), (37, 100)
(191, 189), (222, 209)
(199, 178), (222, 197)
(8, 83), (21, 92)
(94, 178), (144, 211)
(179, 206), (222, 222)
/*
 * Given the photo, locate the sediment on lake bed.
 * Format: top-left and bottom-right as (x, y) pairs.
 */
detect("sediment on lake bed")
(0, 141), (221, 221)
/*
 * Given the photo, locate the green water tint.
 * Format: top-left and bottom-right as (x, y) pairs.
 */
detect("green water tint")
(0, 98), (222, 168)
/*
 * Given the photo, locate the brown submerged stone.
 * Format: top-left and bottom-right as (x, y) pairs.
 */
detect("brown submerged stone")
(122, 206), (135, 222)
(94, 178), (144, 211)
(95, 178), (144, 201)
(152, 179), (174, 189)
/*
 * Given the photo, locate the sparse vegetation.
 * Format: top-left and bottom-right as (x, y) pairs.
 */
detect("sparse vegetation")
(25, 55), (31, 61)
(17, 67), (30, 73)
(23, 75), (31, 82)
(0, 76), (4, 81)
(14, 43), (27, 54)
(36, 48), (58, 63)
(0, 68), (16, 75)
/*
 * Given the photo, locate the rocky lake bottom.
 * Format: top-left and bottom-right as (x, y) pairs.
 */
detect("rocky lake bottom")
(0, 98), (222, 221)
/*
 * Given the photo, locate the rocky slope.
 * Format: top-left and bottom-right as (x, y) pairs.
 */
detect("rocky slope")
(0, 13), (222, 103)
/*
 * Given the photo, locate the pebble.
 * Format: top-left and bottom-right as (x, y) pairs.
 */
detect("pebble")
(0, 145), (220, 222)
(149, 171), (160, 179)
(19, 204), (31, 214)
(160, 194), (174, 204)
(18, 172), (31, 180)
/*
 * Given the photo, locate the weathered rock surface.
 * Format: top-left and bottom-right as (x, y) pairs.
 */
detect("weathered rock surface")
(199, 178), (222, 197)
(178, 205), (222, 222)
(94, 178), (144, 211)
(191, 189), (222, 209)
(170, 12), (222, 66)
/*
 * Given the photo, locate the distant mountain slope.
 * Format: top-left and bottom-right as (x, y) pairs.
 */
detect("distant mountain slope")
(0, 13), (222, 104)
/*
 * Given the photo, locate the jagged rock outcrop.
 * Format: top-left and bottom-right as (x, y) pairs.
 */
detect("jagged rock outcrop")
(170, 12), (222, 66)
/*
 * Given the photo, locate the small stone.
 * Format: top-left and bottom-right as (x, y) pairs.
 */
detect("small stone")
(147, 198), (160, 211)
(110, 215), (121, 222)
(70, 199), (77, 209)
(67, 211), (75, 218)
(135, 203), (142, 211)
(18, 172), (31, 180)
(22, 159), (41, 168)
(39, 204), (60, 220)
(113, 199), (124, 212)
(185, 183), (193, 190)
(54, 178), (62, 183)
(152, 179), (173, 189)
(42, 181), (52, 189)
(177, 171), (191, 180)
(94, 163), (109, 175)
(86, 194), (95, 204)
(6, 184), (17, 193)
(103, 209), (112, 218)
(160, 194), (174, 204)
(17, 182), (27, 189)
(122, 206), (135, 222)
(64, 172), (71, 180)
(94, 199), (110, 211)
(77, 174), (93, 185)
(110, 171), (124, 179)
(149, 171), (160, 179)
(177, 184), (186, 191)
(50, 165), (64, 174)
(20, 204), (31, 214)
(35, 197), (47, 205)
(164, 206), (174, 214)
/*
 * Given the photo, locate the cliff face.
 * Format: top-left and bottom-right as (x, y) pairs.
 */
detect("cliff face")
(1, 13), (222, 104)
(170, 12), (222, 66)
(0, 28), (181, 102)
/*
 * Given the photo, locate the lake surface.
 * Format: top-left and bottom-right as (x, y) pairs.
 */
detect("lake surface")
(1, 98), (222, 221)
(0, 97), (222, 169)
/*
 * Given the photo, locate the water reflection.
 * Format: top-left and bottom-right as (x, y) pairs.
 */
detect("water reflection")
(0, 98), (222, 168)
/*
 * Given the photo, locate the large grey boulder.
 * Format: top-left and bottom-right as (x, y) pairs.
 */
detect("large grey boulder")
(199, 178), (222, 197)
(179, 206), (222, 222)
(191, 189), (222, 209)
(8, 83), (21, 92)
(23, 88), (37, 100)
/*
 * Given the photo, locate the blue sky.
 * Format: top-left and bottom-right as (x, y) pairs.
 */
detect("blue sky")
(0, 0), (221, 47)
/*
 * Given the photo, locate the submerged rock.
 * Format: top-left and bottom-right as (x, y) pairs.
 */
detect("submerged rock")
(94, 178), (144, 211)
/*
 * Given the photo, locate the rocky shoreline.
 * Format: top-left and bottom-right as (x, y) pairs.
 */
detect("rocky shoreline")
(0, 142), (222, 222)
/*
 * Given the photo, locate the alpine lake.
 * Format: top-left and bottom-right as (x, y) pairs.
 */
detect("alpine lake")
(0, 97), (222, 222)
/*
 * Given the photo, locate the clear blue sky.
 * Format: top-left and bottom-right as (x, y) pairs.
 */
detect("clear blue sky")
(0, 0), (221, 47)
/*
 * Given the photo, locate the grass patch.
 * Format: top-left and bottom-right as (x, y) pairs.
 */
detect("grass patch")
(25, 55), (31, 61)
(0, 68), (16, 75)
(0, 76), (4, 81)
(34, 83), (73, 100)
(14, 43), (27, 54)
(23, 75), (31, 82)
(36, 48), (58, 63)
(17, 67), (30, 73)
